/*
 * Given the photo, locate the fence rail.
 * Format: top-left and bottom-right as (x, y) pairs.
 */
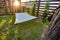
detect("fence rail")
(21, 1), (59, 17)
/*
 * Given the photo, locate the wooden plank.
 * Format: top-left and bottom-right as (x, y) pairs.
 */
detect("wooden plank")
(40, 1), (59, 4)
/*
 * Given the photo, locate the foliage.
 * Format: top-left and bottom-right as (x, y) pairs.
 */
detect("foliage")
(42, 0), (50, 22)
(0, 15), (50, 40)
(31, 4), (36, 16)
(26, 8), (30, 14)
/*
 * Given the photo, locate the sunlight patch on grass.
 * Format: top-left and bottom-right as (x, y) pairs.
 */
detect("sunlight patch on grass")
(1, 33), (7, 40)
(9, 19), (12, 24)
(8, 16), (15, 24)
(0, 20), (6, 28)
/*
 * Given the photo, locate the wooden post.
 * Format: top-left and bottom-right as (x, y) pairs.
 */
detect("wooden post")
(36, 0), (40, 17)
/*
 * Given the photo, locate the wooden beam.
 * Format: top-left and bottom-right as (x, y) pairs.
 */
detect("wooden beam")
(36, 0), (40, 17)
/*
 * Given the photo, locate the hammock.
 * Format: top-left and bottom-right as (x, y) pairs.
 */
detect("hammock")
(15, 13), (37, 24)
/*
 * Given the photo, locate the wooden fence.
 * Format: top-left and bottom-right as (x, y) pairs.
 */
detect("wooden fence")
(21, 1), (59, 17)
(0, 1), (59, 15)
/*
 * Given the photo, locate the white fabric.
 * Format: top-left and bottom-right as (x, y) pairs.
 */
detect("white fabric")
(15, 13), (37, 24)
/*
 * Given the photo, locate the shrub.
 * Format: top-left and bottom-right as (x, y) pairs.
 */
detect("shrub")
(31, 4), (36, 16)
(26, 8), (30, 14)
(42, 0), (50, 22)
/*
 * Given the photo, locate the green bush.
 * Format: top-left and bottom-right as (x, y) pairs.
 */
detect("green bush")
(26, 8), (30, 14)
(42, 0), (50, 22)
(31, 4), (36, 16)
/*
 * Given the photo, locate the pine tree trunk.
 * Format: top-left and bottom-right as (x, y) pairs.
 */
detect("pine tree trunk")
(46, 6), (60, 40)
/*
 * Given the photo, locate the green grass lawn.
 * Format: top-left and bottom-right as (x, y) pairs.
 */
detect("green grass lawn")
(0, 15), (49, 40)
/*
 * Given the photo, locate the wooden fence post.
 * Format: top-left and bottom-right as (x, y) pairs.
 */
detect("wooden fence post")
(36, 0), (40, 17)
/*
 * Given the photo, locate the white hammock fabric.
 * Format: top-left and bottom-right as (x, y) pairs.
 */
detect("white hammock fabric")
(15, 13), (37, 24)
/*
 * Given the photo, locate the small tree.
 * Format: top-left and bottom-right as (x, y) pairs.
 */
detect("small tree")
(26, 8), (30, 14)
(31, 4), (36, 16)
(42, 0), (50, 22)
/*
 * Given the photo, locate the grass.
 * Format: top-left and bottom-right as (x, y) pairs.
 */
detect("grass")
(0, 15), (49, 40)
